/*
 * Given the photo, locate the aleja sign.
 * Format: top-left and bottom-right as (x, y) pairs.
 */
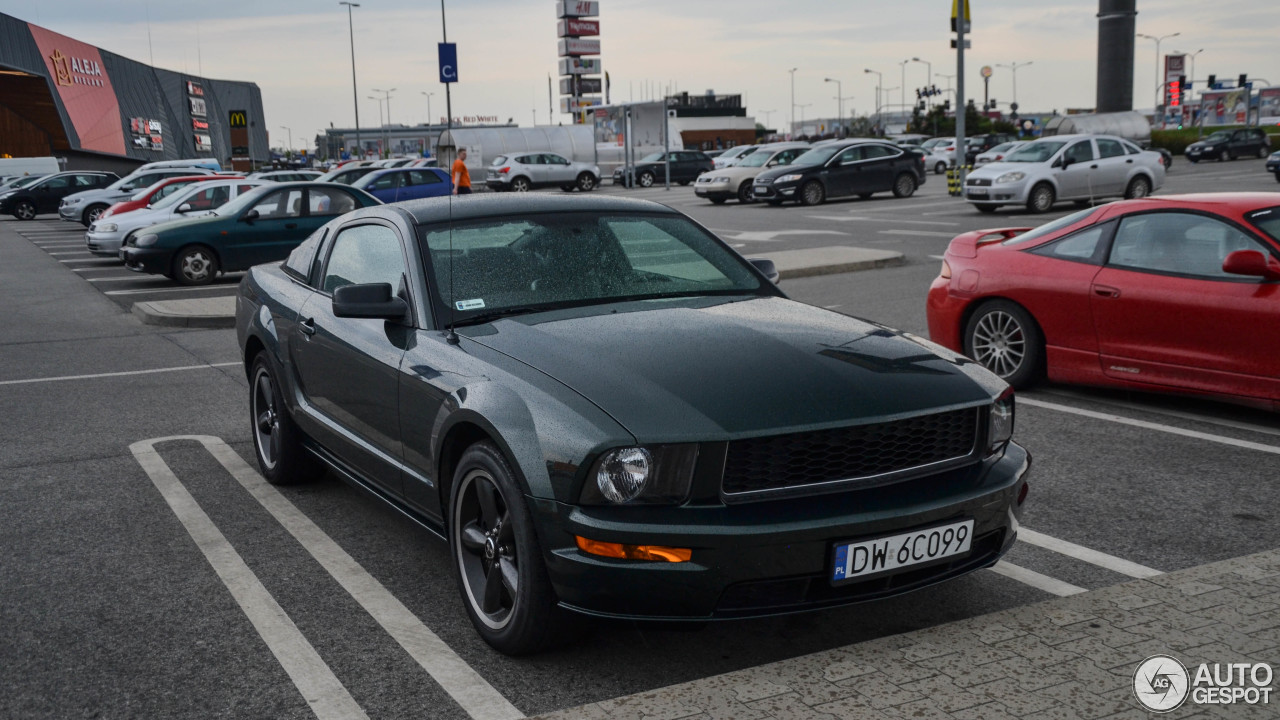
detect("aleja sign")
(28, 23), (125, 155)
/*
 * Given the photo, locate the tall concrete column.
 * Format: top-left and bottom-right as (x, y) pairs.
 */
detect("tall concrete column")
(1096, 0), (1137, 112)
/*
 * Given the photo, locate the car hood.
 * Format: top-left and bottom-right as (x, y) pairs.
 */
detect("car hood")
(462, 296), (1001, 442)
(145, 211), (229, 238)
(64, 188), (125, 204)
(698, 166), (761, 182)
(754, 162), (822, 181)
(965, 161), (1033, 179)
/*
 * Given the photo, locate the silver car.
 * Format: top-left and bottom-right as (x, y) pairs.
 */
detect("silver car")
(962, 134), (1165, 214)
(59, 168), (217, 226)
(85, 179), (264, 256)
(974, 141), (1029, 166)
(711, 144), (761, 169)
(485, 152), (600, 192)
(695, 142), (809, 203)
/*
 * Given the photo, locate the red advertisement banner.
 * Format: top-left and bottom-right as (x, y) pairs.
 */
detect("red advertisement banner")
(28, 23), (125, 155)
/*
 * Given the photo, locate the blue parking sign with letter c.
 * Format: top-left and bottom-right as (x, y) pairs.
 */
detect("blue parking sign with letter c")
(438, 43), (458, 84)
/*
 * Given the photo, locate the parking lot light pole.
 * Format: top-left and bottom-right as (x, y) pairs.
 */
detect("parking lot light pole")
(787, 68), (798, 138)
(1136, 32), (1179, 112)
(864, 68), (883, 132)
(995, 61), (1032, 108)
(797, 103), (812, 135)
(339, 2), (361, 159)
(823, 78), (842, 135)
(836, 95), (854, 135)
(372, 87), (396, 154)
(279, 125), (293, 157)
(1173, 48), (1204, 85)
(898, 60), (910, 116)
(421, 91), (435, 125)
(911, 57), (931, 109)
(367, 96), (384, 156)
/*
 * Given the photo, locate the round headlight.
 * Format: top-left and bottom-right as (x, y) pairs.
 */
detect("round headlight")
(596, 447), (652, 503)
(996, 171), (1026, 184)
(134, 233), (160, 247)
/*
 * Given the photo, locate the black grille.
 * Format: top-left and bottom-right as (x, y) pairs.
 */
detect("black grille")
(967, 177), (992, 187)
(722, 409), (978, 497)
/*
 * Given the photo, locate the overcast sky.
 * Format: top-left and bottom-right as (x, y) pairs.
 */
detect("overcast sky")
(3, 0), (1277, 148)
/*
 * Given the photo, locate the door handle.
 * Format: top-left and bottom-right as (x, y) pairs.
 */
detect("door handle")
(285, 222), (298, 229)
(1089, 164), (1099, 169)
(300, 317), (316, 336)
(1126, 159), (1134, 164)
(1093, 285), (1120, 298)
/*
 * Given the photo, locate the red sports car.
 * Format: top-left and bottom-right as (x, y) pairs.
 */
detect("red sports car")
(927, 193), (1280, 408)
(99, 175), (235, 220)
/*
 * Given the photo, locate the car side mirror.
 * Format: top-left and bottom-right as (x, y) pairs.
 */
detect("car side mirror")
(120, 185), (133, 192)
(176, 203), (193, 214)
(748, 257), (781, 284)
(767, 160), (778, 167)
(1054, 157), (1067, 169)
(241, 208), (260, 223)
(1222, 250), (1280, 280)
(332, 283), (409, 320)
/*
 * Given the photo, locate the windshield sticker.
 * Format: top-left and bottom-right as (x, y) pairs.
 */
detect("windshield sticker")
(455, 298), (486, 311)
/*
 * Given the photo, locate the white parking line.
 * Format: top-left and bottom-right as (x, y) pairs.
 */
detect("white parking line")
(1018, 528), (1162, 578)
(48, 251), (91, 256)
(104, 285), (238, 296)
(1020, 397), (1280, 455)
(59, 258), (118, 264)
(130, 440), (371, 720)
(0, 362), (239, 386)
(878, 229), (957, 238)
(143, 436), (525, 720)
(87, 276), (163, 283)
(1034, 389), (1280, 439)
(807, 215), (959, 226)
(990, 561), (1086, 596)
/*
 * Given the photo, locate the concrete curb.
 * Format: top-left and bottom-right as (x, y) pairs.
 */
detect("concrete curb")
(132, 296), (236, 329)
(755, 246), (907, 280)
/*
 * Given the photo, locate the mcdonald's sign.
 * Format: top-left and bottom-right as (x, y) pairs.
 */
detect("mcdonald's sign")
(229, 110), (248, 128)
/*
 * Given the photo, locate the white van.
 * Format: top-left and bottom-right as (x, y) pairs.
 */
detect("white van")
(0, 156), (61, 178)
(135, 158), (222, 173)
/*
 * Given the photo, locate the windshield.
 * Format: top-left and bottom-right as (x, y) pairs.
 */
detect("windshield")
(214, 186), (271, 216)
(640, 152), (666, 163)
(790, 145), (842, 166)
(921, 138), (949, 150)
(8, 176), (42, 189)
(152, 183), (207, 209)
(739, 150), (778, 168)
(421, 212), (766, 323)
(1246, 206), (1280, 244)
(1004, 141), (1066, 163)
(1205, 131), (1231, 143)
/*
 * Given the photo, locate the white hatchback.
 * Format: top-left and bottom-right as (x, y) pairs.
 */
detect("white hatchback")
(85, 180), (265, 256)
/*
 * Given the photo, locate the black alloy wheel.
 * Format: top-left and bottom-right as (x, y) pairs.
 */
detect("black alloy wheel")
(576, 172), (596, 191)
(509, 177), (531, 192)
(250, 355), (318, 484)
(1026, 183), (1056, 213)
(83, 204), (108, 226)
(799, 180), (825, 206)
(892, 173), (917, 198)
(964, 300), (1043, 389)
(737, 181), (754, 203)
(1124, 176), (1151, 200)
(172, 245), (219, 286)
(450, 442), (565, 655)
(14, 200), (36, 221)
(637, 171), (655, 188)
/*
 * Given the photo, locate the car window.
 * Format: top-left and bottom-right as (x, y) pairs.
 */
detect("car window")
(182, 185), (231, 211)
(490, 155), (508, 166)
(516, 155), (537, 165)
(284, 228), (326, 283)
(1004, 141), (1066, 163)
(308, 187), (357, 216)
(38, 176), (71, 190)
(322, 224), (407, 294)
(1063, 141), (1095, 164)
(862, 145), (898, 160)
(252, 189), (304, 219)
(73, 174), (102, 187)
(836, 146), (863, 164)
(1003, 206), (1103, 246)
(368, 173), (400, 191)
(1108, 212), (1267, 278)
(153, 182), (188, 200)
(1031, 223), (1110, 263)
(408, 170), (441, 185)
(544, 154), (568, 165)
(1121, 141), (1142, 155)
(1096, 139), (1125, 159)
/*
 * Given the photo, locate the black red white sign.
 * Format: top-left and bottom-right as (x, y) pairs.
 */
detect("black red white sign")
(558, 18), (599, 36)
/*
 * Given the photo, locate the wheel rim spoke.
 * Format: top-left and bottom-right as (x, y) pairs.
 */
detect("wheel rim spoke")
(475, 479), (499, 528)
(460, 521), (487, 554)
(496, 512), (513, 545)
(481, 560), (505, 613)
(498, 556), (518, 598)
(256, 411), (273, 434)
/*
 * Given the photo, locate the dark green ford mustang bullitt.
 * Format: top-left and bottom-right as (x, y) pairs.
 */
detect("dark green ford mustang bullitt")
(236, 193), (1029, 655)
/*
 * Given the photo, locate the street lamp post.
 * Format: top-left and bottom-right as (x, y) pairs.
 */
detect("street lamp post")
(898, 59), (910, 117)
(339, 2), (361, 159)
(1136, 32), (1180, 111)
(910, 57), (931, 109)
(995, 61), (1033, 108)
(421, 91), (435, 125)
(823, 78), (842, 135)
(788, 68), (798, 138)
(834, 95), (854, 136)
(279, 125), (293, 157)
(1173, 48), (1204, 84)
(864, 68), (883, 131)
(367, 96), (384, 156)
(758, 109), (776, 131)
(797, 103), (812, 135)
(371, 87), (395, 155)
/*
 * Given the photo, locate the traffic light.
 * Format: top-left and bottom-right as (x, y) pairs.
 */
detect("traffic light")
(1207, 74), (1216, 88)
(1239, 73), (1248, 88)
(943, 99), (951, 111)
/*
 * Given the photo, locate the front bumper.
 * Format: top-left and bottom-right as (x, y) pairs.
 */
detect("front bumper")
(964, 179), (1027, 205)
(120, 246), (172, 275)
(751, 180), (799, 202)
(58, 204), (81, 222)
(85, 228), (126, 256)
(536, 442), (1030, 620)
(1266, 158), (1280, 173)
(694, 181), (735, 200)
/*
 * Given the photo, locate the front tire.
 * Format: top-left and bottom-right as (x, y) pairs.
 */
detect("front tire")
(963, 300), (1043, 389)
(172, 245), (219, 286)
(450, 442), (567, 655)
(1026, 183), (1056, 213)
(250, 354), (319, 485)
(82, 203), (109, 226)
(737, 181), (754, 203)
(799, 180), (825, 206)
(1124, 175), (1151, 200)
(13, 200), (35, 221)
(637, 171), (655, 188)
(576, 172), (597, 191)
(892, 173), (917, 198)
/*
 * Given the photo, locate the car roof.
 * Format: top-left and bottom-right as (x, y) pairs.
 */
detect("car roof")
(372, 193), (682, 225)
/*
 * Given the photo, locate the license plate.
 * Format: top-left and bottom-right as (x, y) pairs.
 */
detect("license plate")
(831, 519), (973, 584)
(967, 188), (988, 196)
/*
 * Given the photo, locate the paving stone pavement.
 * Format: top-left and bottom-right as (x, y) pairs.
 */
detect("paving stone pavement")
(532, 548), (1280, 720)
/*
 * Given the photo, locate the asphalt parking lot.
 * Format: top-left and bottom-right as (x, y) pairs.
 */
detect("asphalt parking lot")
(2, 157), (1278, 719)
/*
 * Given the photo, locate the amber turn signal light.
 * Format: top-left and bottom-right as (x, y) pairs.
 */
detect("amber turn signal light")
(575, 536), (692, 562)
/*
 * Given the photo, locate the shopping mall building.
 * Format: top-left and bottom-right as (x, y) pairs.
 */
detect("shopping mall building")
(0, 12), (268, 173)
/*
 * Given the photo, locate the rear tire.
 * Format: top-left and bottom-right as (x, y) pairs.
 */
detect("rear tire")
(13, 200), (35, 221)
(1124, 175), (1152, 200)
(1026, 183), (1055, 213)
(892, 173), (917, 198)
(963, 300), (1043, 390)
(510, 177), (531, 192)
(799, 181), (825, 206)
(576, 172), (597, 192)
(935, 161), (947, 174)
(637, 171), (655, 188)
(1257, 146), (1268, 160)
(250, 354), (320, 485)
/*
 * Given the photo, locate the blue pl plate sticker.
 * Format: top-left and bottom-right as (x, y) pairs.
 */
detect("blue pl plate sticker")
(455, 298), (485, 311)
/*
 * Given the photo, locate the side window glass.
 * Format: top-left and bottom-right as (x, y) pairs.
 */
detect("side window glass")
(1031, 224), (1109, 263)
(188, 185), (230, 210)
(284, 229), (326, 283)
(42, 176), (71, 189)
(369, 173), (399, 191)
(322, 224), (407, 294)
(1109, 212), (1267, 278)
(837, 147), (863, 164)
(862, 145), (896, 160)
(409, 170), (440, 185)
(1096, 139), (1125, 159)
(309, 188), (357, 216)
(1064, 141), (1095, 164)
(252, 189), (304, 219)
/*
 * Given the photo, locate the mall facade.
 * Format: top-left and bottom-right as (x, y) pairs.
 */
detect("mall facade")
(0, 12), (268, 173)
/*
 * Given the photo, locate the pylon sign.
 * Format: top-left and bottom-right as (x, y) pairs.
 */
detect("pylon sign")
(557, 2), (601, 124)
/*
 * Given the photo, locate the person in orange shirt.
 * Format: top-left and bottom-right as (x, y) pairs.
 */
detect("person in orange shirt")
(451, 148), (472, 195)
